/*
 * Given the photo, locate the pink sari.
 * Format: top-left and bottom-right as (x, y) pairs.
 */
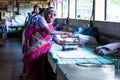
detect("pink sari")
(24, 23), (54, 80)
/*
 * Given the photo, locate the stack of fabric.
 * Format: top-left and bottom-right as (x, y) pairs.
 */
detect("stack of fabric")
(95, 42), (120, 55)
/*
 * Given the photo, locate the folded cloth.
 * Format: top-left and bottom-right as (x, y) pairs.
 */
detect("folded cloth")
(78, 34), (98, 45)
(95, 42), (120, 55)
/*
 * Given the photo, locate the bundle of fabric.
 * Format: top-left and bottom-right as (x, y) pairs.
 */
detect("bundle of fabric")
(78, 34), (98, 45)
(95, 42), (120, 55)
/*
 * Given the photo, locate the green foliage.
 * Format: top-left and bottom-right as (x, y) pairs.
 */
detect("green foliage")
(108, 0), (119, 4)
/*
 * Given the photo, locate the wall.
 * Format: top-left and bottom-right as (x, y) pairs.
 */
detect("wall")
(56, 18), (120, 44)
(93, 21), (120, 44)
(55, 18), (90, 32)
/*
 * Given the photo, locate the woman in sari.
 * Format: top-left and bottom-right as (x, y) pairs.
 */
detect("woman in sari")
(22, 4), (41, 51)
(23, 6), (71, 80)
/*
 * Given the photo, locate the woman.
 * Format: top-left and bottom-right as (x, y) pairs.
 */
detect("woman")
(39, 8), (46, 17)
(24, 6), (71, 80)
(27, 4), (41, 25)
(22, 4), (41, 50)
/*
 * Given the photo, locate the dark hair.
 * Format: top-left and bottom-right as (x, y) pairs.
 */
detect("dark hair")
(39, 8), (46, 14)
(33, 4), (41, 9)
(28, 13), (31, 16)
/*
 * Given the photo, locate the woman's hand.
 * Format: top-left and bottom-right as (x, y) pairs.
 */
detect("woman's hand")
(62, 32), (72, 37)
(55, 40), (64, 45)
(64, 32), (79, 38)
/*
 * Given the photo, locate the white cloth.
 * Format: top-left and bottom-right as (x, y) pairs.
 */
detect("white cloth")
(78, 34), (98, 44)
(95, 42), (120, 55)
(50, 44), (98, 59)
(13, 15), (25, 26)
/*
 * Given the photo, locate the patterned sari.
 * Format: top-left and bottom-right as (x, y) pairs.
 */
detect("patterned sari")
(24, 22), (54, 80)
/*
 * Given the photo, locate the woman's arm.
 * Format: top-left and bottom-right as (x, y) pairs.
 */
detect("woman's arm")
(43, 26), (80, 39)
(42, 26), (71, 35)
(38, 16), (71, 35)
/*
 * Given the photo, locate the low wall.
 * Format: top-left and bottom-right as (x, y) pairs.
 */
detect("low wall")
(93, 21), (120, 44)
(55, 18), (120, 44)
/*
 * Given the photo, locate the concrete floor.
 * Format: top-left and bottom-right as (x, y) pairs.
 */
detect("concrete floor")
(1, 38), (119, 80)
(0, 38), (23, 80)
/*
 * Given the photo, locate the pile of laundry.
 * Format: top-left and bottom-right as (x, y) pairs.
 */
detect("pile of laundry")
(95, 42), (120, 55)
